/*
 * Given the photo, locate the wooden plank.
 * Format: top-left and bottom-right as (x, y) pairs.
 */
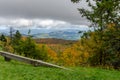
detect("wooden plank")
(0, 51), (69, 70)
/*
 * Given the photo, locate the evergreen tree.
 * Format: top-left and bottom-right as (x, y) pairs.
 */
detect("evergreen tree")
(13, 30), (22, 44)
(0, 34), (7, 51)
(12, 30), (22, 54)
(0, 34), (7, 42)
(18, 30), (48, 60)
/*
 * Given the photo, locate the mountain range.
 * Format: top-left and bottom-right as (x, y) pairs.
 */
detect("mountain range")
(32, 30), (82, 40)
(0, 27), (90, 40)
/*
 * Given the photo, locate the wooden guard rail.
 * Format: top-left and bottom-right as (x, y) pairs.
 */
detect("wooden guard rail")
(0, 51), (69, 70)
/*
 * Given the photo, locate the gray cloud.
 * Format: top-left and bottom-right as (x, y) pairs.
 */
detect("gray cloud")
(0, 0), (89, 25)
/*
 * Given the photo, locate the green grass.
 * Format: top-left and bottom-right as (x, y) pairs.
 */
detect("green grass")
(0, 56), (120, 80)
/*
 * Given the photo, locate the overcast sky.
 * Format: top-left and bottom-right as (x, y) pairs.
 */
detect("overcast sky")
(0, 0), (90, 29)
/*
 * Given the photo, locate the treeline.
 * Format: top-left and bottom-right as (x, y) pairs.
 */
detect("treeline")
(0, 30), (48, 61)
(0, 27), (120, 69)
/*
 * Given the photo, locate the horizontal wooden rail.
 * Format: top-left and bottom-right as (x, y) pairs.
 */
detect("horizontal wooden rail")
(0, 51), (69, 70)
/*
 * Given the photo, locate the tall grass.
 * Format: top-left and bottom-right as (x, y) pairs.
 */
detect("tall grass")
(0, 56), (120, 80)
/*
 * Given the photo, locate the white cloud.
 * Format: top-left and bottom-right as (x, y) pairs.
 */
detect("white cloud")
(39, 20), (54, 26)
(32, 19), (67, 28)
(12, 19), (32, 26)
(0, 18), (89, 30)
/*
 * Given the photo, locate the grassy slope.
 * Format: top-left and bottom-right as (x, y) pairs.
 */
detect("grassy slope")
(0, 56), (120, 80)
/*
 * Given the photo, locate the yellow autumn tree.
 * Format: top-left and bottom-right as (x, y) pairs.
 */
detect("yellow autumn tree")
(61, 42), (89, 66)
(47, 47), (58, 63)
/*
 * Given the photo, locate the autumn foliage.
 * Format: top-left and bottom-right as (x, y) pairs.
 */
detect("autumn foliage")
(0, 26), (120, 68)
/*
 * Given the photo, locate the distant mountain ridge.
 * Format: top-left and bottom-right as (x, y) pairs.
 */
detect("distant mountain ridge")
(0, 28), (86, 40)
(32, 30), (82, 40)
